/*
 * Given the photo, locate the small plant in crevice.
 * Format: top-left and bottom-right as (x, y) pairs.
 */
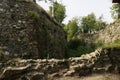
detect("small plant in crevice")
(28, 11), (40, 20)
(0, 50), (4, 58)
(0, 50), (10, 62)
(95, 40), (104, 48)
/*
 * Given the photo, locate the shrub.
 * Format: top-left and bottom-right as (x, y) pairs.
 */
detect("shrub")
(95, 40), (104, 48)
(67, 38), (85, 50)
(67, 38), (95, 58)
(67, 49), (81, 57)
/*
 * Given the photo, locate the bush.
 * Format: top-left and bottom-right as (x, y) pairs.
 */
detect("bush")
(95, 40), (104, 48)
(67, 38), (85, 50)
(67, 38), (95, 58)
(67, 49), (81, 57)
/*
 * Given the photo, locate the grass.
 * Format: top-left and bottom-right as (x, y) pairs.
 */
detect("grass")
(98, 39), (120, 49)
(102, 43), (120, 49)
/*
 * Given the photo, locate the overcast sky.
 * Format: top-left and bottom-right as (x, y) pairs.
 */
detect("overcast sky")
(36, 0), (113, 24)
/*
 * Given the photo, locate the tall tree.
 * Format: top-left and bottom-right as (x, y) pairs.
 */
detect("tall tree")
(110, 3), (120, 20)
(80, 13), (96, 33)
(64, 17), (79, 40)
(49, 1), (66, 23)
(80, 13), (106, 34)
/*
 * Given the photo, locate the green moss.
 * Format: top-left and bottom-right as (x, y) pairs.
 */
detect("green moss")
(0, 50), (4, 57)
(102, 43), (120, 49)
(101, 39), (120, 49)
(28, 11), (40, 20)
(0, 50), (9, 62)
(114, 39), (120, 44)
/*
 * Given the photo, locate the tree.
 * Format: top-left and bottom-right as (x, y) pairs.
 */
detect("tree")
(80, 13), (96, 33)
(80, 13), (106, 34)
(64, 14), (106, 39)
(49, 1), (66, 23)
(38, 0), (47, 3)
(95, 15), (106, 30)
(33, 0), (36, 3)
(110, 3), (120, 20)
(38, 0), (65, 23)
(64, 17), (79, 39)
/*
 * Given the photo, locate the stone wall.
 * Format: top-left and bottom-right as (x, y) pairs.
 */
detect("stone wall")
(77, 20), (120, 45)
(96, 20), (120, 44)
(0, 0), (67, 58)
(0, 47), (120, 80)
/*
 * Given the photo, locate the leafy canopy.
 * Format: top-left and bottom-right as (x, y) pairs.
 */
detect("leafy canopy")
(64, 17), (79, 39)
(49, 1), (66, 23)
(80, 13), (106, 33)
(110, 3), (120, 20)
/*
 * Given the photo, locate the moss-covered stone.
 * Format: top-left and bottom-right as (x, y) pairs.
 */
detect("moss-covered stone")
(0, 0), (67, 59)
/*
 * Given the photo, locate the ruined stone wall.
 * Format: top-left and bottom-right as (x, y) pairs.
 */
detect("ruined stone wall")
(77, 20), (120, 45)
(0, 0), (67, 58)
(0, 47), (120, 80)
(96, 20), (120, 44)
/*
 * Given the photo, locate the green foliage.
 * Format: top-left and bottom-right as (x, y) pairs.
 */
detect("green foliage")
(114, 39), (120, 44)
(67, 49), (82, 57)
(101, 39), (120, 49)
(49, 1), (66, 23)
(28, 11), (40, 20)
(64, 13), (106, 58)
(0, 50), (4, 57)
(64, 13), (106, 41)
(80, 13), (96, 33)
(80, 13), (106, 33)
(0, 50), (9, 62)
(67, 38), (85, 49)
(67, 38), (95, 58)
(77, 46), (93, 54)
(110, 3), (120, 20)
(95, 40), (104, 48)
(64, 17), (79, 39)
(95, 15), (107, 30)
(102, 43), (120, 49)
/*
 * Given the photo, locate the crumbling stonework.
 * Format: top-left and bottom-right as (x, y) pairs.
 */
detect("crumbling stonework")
(0, 0), (66, 58)
(96, 20), (120, 44)
(0, 47), (120, 80)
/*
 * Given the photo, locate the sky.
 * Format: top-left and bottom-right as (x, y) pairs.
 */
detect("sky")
(36, 0), (113, 24)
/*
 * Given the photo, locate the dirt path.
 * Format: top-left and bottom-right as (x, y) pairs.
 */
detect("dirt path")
(56, 73), (120, 80)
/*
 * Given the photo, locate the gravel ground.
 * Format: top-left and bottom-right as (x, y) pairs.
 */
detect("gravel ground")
(55, 73), (120, 80)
